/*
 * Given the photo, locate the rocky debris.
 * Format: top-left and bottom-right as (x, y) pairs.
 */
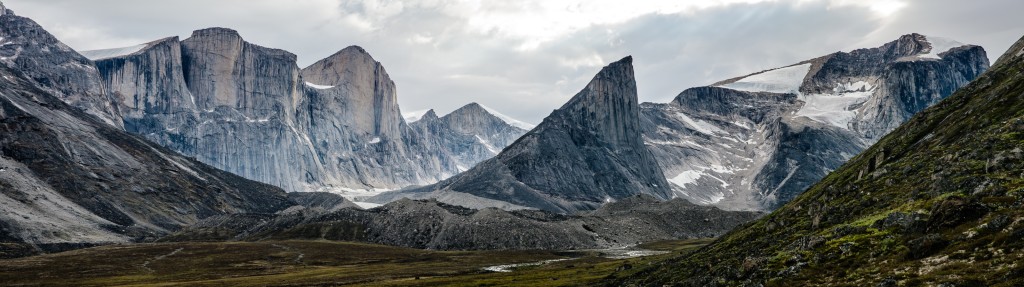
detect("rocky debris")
(643, 33), (989, 210)
(373, 56), (672, 213)
(286, 192), (360, 212)
(166, 195), (762, 250)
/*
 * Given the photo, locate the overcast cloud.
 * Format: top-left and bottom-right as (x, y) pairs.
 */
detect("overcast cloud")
(5, 0), (1023, 123)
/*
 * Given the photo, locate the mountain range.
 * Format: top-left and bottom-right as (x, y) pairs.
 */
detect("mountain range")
(616, 34), (1024, 287)
(641, 33), (989, 211)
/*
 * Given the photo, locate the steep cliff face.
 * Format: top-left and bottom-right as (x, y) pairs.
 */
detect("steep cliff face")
(296, 46), (459, 190)
(410, 103), (528, 171)
(0, 8), (122, 128)
(86, 32), (469, 194)
(619, 34), (1024, 287)
(644, 34), (989, 210)
(374, 57), (672, 213)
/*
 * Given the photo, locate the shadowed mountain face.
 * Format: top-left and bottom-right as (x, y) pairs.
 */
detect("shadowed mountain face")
(616, 34), (1024, 286)
(373, 57), (673, 213)
(0, 8), (291, 257)
(642, 33), (989, 211)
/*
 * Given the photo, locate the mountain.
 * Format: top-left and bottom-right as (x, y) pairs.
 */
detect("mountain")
(617, 34), (1024, 286)
(410, 103), (529, 172)
(642, 33), (989, 210)
(164, 195), (760, 250)
(82, 31), (466, 195)
(373, 56), (673, 213)
(0, 6), (290, 257)
(0, 3), (122, 128)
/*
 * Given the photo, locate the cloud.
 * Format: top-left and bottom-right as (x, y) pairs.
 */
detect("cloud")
(3, 0), (1021, 124)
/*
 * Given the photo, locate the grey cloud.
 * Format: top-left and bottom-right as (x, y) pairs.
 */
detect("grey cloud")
(4, 0), (1022, 123)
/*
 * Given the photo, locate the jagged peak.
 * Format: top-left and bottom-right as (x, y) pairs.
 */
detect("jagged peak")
(421, 109), (438, 120)
(450, 102), (487, 115)
(559, 55), (635, 111)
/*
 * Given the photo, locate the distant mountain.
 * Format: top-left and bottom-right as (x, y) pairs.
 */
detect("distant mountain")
(80, 30), (467, 195)
(165, 195), (761, 250)
(410, 103), (529, 172)
(0, 6), (290, 257)
(81, 31), (533, 198)
(617, 34), (1024, 286)
(373, 56), (673, 213)
(642, 33), (989, 210)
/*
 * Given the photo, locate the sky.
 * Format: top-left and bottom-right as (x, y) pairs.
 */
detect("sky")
(5, 0), (1023, 124)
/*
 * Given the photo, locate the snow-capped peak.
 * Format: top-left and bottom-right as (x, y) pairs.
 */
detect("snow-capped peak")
(403, 109), (432, 123)
(79, 43), (149, 61)
(477, 104), (536, 130)
(717, 63), (811, 95)
(918, 35), (967, 59)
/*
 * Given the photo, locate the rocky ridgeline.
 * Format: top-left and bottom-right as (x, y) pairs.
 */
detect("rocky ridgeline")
(373, 56), (673, 213)
(164, 195), (761, 250)
(642, 33), (989, 210)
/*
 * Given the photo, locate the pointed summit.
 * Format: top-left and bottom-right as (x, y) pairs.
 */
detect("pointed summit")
(373, 56), (671, 213)
(420, 109), (438, 121)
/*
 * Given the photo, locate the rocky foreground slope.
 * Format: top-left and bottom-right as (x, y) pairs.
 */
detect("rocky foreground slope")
(617, 34), (1024, 287)
(642, 33), (989, 211)
(372, 57), (673, 213)
(0, 6), (291, 258)
(164, 195), (760, 250)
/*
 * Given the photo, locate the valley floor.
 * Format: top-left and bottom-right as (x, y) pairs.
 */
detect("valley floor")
(0, 239), (712, 286)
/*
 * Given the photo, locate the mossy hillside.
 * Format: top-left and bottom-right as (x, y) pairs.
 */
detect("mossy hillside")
(617, 36), (1024, 286)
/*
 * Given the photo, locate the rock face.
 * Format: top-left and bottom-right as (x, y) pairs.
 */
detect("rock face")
(410, 103), (529, 171)
(617, 34), (1024, 287)
(0, 17), (291, 256)
(0, 7), (122, 128)
(165, 195), (761, 250)
(373, 57), (673, 213)
(84, 31), (471, 194)
(643, 34), (989, 210)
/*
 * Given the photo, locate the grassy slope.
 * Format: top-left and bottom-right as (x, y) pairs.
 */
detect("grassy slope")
(618, 37), (1024, 286)
(0, 239), (711, 286)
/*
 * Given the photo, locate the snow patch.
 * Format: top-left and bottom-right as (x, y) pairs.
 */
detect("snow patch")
(675, 113), (724, 135)
(304, 82), (334, 89)
(475, 135), (500, 154)
(719, 63), (811, 94)
(669, 170), (703, 187)
(478, 104), (536, 130)
(403, 109), (431, 123)
(352, 201), (382, 209)
(80, 44), (148, 61)
(368, 137), (381, 144)
(796, 82), (874, 129)
(919, 35), (966, 59)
